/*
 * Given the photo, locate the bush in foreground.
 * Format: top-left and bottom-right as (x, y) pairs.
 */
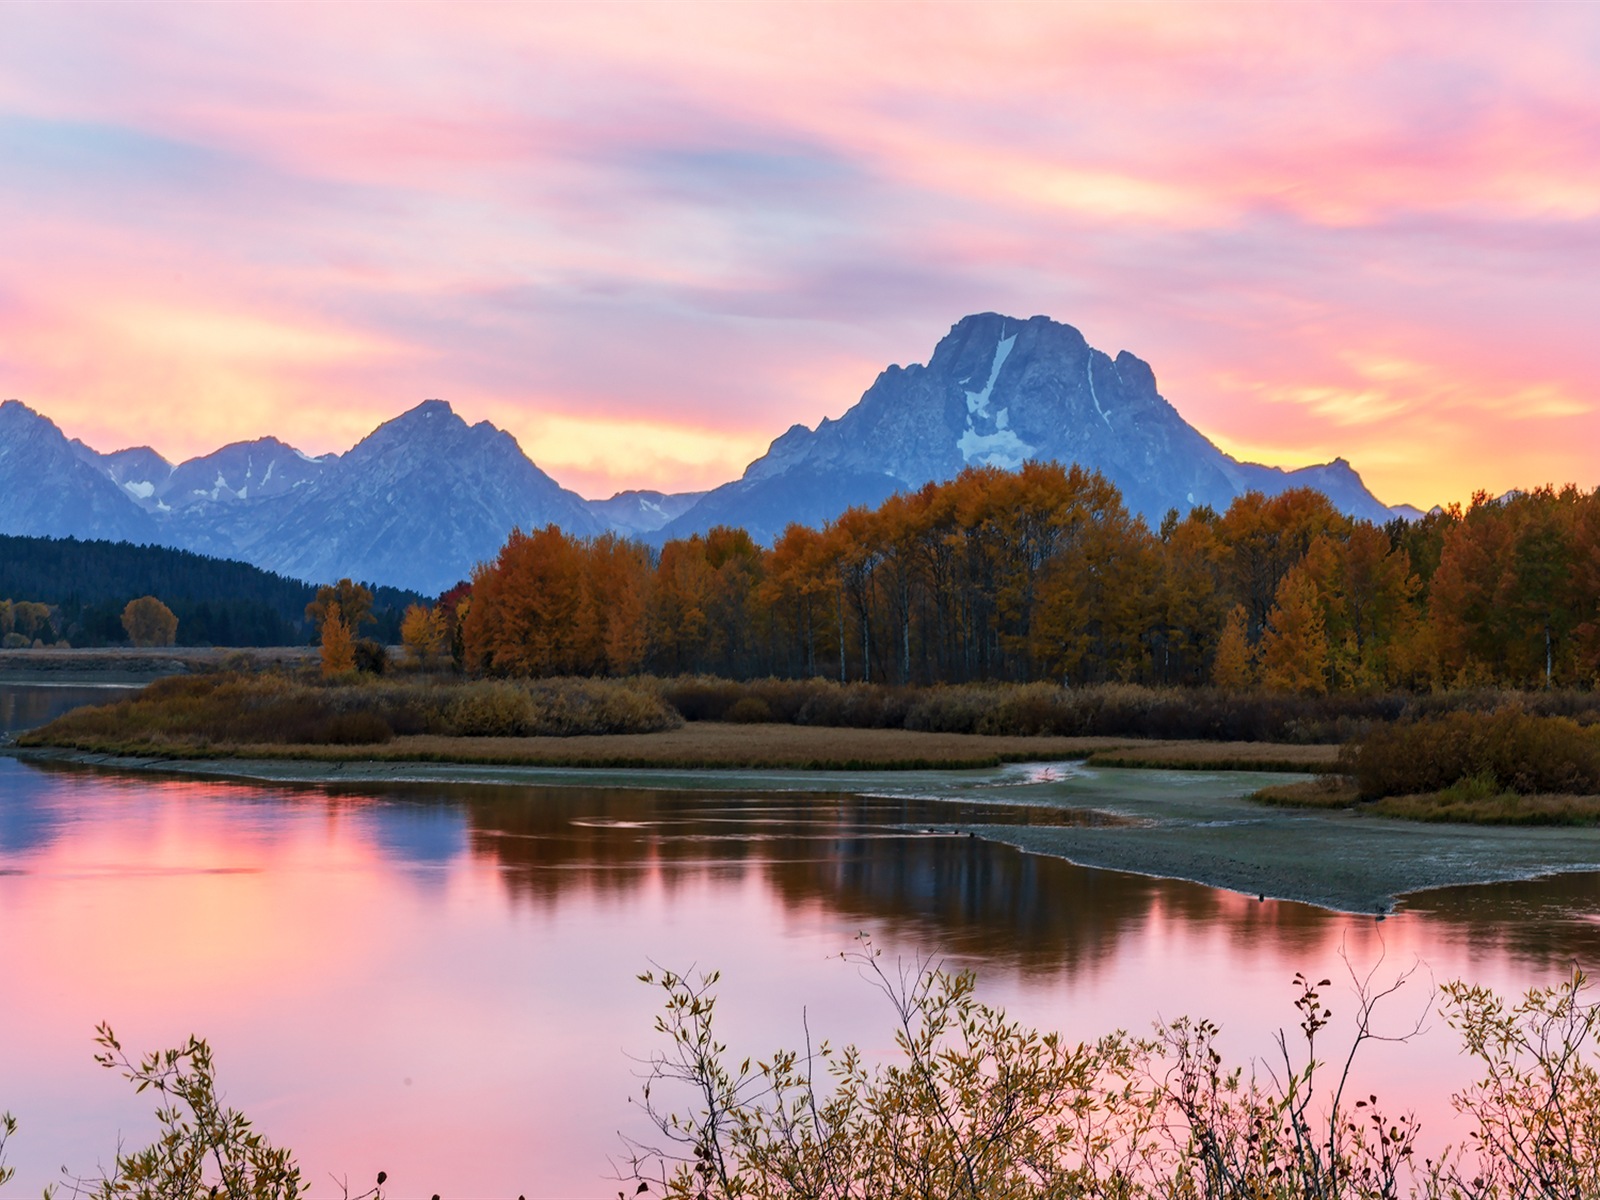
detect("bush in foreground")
(626, 945), (1600, 1199)
(6, 956), (1598, 1199)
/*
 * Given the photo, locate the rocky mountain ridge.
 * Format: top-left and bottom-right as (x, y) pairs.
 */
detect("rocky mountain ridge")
(1, 313), (1411, 595)
(1, 398), (599, 595)
(661, 313), (1399, 542)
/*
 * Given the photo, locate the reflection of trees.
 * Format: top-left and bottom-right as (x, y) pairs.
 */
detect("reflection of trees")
(13, 759), (1600, 975)
(438, 782), (1600, 975)
(0, 685), (124, 736)
(1400, 873), (1600, 965)
(428, 782), (1345, 977)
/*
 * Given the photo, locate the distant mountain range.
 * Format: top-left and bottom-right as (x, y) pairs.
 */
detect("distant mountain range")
(1, 313), (1414, 595)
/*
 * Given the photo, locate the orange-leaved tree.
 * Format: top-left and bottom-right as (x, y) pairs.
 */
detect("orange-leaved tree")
(319, 603), (356, 676)
(121, 596), (178, 648)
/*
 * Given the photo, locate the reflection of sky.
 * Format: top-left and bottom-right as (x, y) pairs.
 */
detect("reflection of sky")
(3, 6), (1598, 506)
(0, 763), (62, 854)
(0, 685), (138, 737)
(0, 756), (1595, 1198)
(356, 801), (468, 877)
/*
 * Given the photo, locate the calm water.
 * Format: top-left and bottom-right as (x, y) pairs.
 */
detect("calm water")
(3, 684), (1599, 1198)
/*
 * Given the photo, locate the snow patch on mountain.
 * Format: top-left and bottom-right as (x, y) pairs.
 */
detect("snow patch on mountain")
(958, 330), (1033, 467)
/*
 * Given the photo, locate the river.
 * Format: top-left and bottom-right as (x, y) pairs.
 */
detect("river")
(2, 683), (1598, 1197)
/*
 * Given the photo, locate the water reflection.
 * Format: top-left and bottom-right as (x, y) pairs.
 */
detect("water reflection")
(0, 683), (132, 736)
(4, 754), (1599, 1197)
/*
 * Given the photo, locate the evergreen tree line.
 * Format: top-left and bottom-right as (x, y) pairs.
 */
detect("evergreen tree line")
(455, 463), (1600, 692)
(0, 535), (425, 647)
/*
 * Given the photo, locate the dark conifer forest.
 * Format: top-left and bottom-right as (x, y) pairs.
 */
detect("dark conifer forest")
(0, 535), (425, 647)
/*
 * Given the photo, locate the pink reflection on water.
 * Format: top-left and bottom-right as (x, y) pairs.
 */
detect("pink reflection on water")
(1, 760), (1595, 1198)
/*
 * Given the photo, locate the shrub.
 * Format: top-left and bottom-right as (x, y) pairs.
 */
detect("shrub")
(446, 681), (537, 737)
(318, 711), (394, 745)
(1351, 710), (1600, 800)
(626, 945), (1600, 1199)
(722, 696), (773, 723)
(353, 639), (388, 675)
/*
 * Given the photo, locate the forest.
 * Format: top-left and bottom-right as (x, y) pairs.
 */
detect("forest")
(454, 464), (1600, 693)
(0, 535), (424, 647)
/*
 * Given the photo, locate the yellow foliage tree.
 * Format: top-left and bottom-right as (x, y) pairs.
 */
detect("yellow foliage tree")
(121, 596), (178, 648)
(306, 579), (374, 636)
(399, 603), (446, 666)
(1259, 567), (1330, 694)
(320, 603), (356, 677)
(1211, 604), (1256, 689)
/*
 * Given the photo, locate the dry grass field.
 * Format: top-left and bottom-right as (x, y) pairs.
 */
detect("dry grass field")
(44, 723), (1148, 770)
(1084, 741), (1341, 772)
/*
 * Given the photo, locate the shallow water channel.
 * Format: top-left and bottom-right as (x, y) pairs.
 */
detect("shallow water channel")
(3, 683), (1600, 1197)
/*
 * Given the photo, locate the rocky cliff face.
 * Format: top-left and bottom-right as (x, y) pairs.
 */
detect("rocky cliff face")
(662, 313), (1394, 542)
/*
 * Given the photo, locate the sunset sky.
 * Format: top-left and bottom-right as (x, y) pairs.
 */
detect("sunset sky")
(2, 2), (1597, 508)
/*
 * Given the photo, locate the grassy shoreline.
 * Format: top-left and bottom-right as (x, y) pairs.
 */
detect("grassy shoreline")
(12, 667), (1598, 824)
(10, 722), (1327, 771)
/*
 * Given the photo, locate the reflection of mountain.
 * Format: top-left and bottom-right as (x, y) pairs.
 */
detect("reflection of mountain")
(363, 802), (468, 867)
(0, 760), (68, 854)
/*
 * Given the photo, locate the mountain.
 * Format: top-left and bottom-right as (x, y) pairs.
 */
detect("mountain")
(1, 399), (600, 596)
(660, 313), (1396, 542)
(586, 488), (708, 537)
(1, 315), (1411, 594)
(214, 400), (601, 593)
(0, 401), (158, 544)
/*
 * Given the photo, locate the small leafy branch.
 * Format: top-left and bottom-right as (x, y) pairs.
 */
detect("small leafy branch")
(0, 1110), (16, 1190)
(44, 1025), (392, 1200)
(621, 938), (1600, 1200)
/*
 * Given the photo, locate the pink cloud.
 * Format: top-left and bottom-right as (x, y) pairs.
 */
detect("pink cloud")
(1, 2), (1596, 505)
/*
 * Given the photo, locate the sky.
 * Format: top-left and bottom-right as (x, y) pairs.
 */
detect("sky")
(2, 2), (1598, 508)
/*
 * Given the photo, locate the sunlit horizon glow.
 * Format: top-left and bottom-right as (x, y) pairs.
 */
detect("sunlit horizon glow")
(3, 3), (1598, 506)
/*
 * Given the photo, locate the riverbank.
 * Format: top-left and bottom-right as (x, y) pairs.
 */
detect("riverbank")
(0, 646), (316, 683)
(10, 716), (1342, 771)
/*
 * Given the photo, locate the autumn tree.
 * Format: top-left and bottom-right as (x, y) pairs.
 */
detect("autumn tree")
(1154, 507), (1226, 684)
(399, 603), (447, 666)
(319, 602), (356, 676)
(121, 596), (178, 648)
(1216, 488), (1349, 638)
(306, 579), (374, 637)
(761, 523), (835, 678)
(702, 526), (765, 677)
(828, 506), (885, 681)
(1025, 464), (1156, 683)
(1211, 603), (1256, 689)
(1301, 526), (1421, 690)
(650, 534), (717, 674)
(462, 525), (589, 676)
(8, 600), (53, 642)
(587, 533), (653, 675)
(1259, 566), (1330, 694)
